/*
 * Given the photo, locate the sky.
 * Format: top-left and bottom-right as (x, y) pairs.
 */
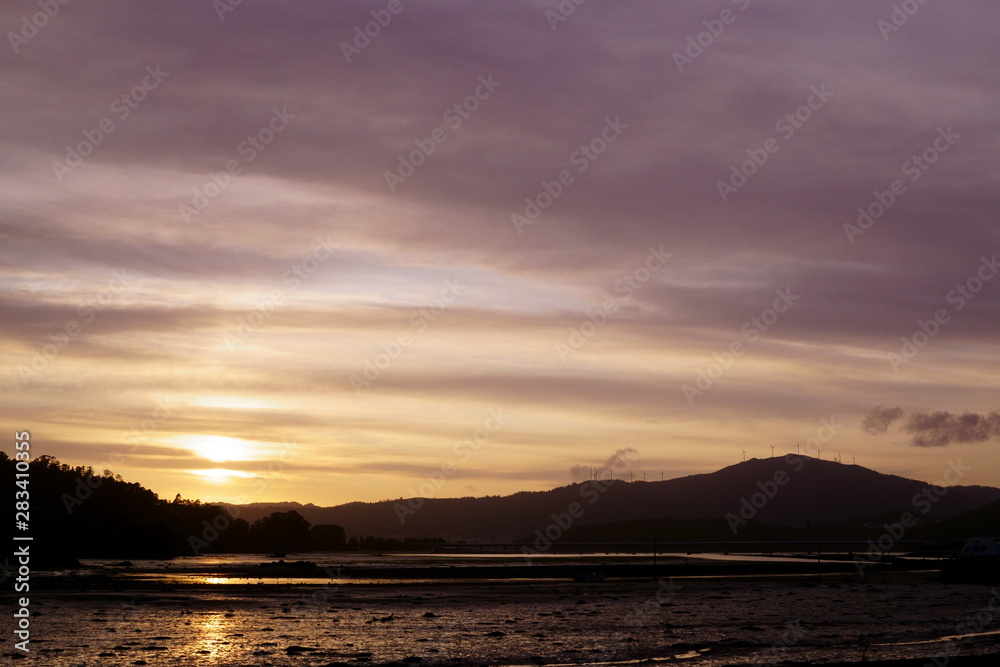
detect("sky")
(2, 0), (999, 507)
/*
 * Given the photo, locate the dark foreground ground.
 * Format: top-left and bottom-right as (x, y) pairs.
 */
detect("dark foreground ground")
(3, 559), (1000, 666)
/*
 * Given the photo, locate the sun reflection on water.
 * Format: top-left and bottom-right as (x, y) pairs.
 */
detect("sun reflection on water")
(192, 612), (240, 661)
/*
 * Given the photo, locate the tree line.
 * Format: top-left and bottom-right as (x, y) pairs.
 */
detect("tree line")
(2, 454), (440, 562)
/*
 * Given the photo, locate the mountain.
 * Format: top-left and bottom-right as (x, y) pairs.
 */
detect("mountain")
(564, 495), (1000, 546)
(551, 516), (806, 544)
(228, 455), (1000, 541)
(911, 498), (1000, 540)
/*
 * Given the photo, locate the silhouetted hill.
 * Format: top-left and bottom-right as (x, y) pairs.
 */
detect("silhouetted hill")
(553, 516), (808, 544)
(229, 456), (1000, 541)
(553, 503), (996, 546)
(911, 498), (1000, 541)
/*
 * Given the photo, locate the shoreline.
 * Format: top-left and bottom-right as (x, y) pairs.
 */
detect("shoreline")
(15, 558), (947, 592)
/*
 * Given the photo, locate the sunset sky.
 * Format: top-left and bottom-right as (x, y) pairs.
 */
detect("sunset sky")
(2, 1), (999, 506)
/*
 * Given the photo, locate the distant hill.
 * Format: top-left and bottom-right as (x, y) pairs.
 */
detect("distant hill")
(552, 516), (807, 544)
(228, 456), (1000, 541)
(560, 496), (1000, 547)
(911, 498), (1000, 541)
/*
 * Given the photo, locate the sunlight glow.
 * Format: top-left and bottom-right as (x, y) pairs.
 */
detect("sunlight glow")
(181, 435), (258, 462)
(189, 469), (256, 482)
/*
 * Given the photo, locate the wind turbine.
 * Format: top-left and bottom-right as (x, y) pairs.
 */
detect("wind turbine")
(741, 449), (747, 463)
(643, 471), (647, 482)
(629, 471), (634, 483)
(796, 442), (801, 455)
(770, 445), (775, 458)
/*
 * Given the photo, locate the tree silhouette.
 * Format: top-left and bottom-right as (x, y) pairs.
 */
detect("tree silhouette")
(310, 524), (347, 550)
(249, 510), (312, 552)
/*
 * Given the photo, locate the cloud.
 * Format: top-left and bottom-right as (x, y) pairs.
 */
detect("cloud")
(861, 405), (904, 435)
(570, 447), (638, 481)
(904, 411), (1000, 448)
(862, 406), (1000, 447)
(3, 1), (1000, 504)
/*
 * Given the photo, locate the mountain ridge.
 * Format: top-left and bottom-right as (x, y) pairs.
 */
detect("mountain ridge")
(225, 455), (1000, 541)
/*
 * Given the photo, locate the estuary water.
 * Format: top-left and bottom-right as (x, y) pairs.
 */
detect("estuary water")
(5, 553), (1000, 666)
